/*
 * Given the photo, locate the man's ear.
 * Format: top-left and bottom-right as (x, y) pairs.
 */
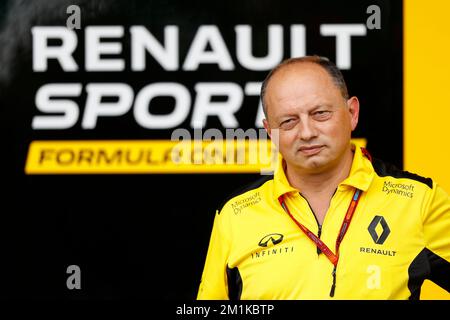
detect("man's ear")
(263, 118), (271, 138)
(347, 96), (360, 131)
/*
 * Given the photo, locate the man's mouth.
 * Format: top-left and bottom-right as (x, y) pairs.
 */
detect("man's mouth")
(298, 145), (324, 156)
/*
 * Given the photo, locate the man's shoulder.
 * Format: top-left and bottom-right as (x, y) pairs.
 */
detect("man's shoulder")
(217, 175), (274, 214)
(371, 157), (433, 189)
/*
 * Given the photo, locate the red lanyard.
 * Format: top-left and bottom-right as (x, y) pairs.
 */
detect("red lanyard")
(278, 188), (363, 296)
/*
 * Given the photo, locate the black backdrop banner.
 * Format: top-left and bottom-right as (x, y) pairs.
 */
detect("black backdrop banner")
(0, 0), (402, 299)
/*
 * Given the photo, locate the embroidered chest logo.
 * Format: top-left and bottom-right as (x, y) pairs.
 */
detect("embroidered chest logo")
(382, 181), (414, 198)
(251, 233), (294, 259)
(258, 233), (284, 247)
(231, 192), (261, 215)
(360, 215), (397, 257)
(368, 215), (390, 244)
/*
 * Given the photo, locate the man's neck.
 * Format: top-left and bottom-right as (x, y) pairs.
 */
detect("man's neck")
(285, 147), (354, 196)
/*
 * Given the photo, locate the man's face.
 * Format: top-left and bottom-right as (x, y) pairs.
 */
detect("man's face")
(263, 63), (359, 174)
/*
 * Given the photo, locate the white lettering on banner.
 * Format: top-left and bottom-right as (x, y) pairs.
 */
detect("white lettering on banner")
(32, 27), (78, 72)
(32, 24), (366, 72)
(32, 84), (82, 129)
(320, 24), (367, 70)
(31, 24), (368, 130)
(191, 83), (242, 128)
(182, 25), (235, 71)
(134, 83), (191, 129)
(82, 83), (134, 129)
(244, 82), (264, 127)
(85, 26), (125, 71)
(235, 24), (283, 70)
(32, 82), (255, 129)
(130, 26), (179, 71)
(290, 24), (306, 58)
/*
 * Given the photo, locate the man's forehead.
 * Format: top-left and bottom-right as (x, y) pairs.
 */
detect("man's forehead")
(270, 61), (330, 84)
(267, 62), (336, 99)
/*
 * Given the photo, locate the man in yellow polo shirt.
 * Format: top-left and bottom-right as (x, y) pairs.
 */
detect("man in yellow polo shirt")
(197, 56), (450, 300)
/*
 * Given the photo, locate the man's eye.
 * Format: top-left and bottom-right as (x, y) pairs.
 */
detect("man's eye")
(280, 119), (297, 130)
(313, 111), (332, 120)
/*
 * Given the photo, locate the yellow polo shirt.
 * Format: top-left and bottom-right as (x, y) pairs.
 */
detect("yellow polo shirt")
(197, 145), (450, 299)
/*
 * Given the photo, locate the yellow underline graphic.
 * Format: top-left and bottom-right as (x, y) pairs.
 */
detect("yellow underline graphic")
(25, 139), (366, 174)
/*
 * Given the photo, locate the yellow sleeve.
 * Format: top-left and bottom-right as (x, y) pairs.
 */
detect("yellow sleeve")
(197, 209), (232, 300)
(422, 183), (450, 291)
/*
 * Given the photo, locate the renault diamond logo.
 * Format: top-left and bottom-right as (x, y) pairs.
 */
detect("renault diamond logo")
(368, 216), (390, 244)
(258, 233), (284, 247)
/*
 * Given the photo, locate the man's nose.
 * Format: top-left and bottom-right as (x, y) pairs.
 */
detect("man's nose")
(298, 118), (318, 141)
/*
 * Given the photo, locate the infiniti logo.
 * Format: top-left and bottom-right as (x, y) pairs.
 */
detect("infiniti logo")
(258, 233), (284, 247)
